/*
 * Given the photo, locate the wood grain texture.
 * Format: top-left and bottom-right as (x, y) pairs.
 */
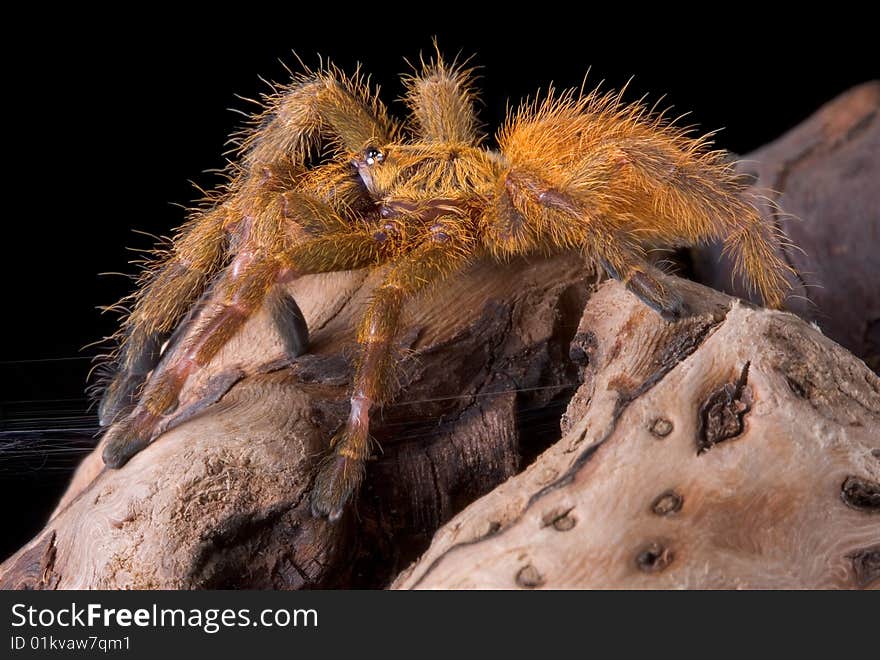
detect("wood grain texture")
(393, 279), (880, 589)
(1, 255), (591, 589)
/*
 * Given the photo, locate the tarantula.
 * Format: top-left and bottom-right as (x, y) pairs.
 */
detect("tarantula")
(99, 52), (792, 521)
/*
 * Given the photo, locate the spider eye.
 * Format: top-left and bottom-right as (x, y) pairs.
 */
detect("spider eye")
(364, 147), (384, 166)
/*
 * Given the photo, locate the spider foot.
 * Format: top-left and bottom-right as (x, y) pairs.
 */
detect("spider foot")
(98, 332), (164, 427)
(98, 371), (143, 427)
(310, 430), (368, 522)
(101, 408), (162, 468)
(626, 271), (686, 320)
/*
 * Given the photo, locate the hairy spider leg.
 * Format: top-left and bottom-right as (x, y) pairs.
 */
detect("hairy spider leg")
(102, 247), (286, 467)
(102, 195), (394, 469)
(310, 217), (475, 520)
(99, 207), (230, 426)
(100, 69), (392, 429)
(491, 167), (684, 317)
(720, 208), (792, 309)
(403, 50), (480, 145)
(491, 92), (793, 313)
(601, 137), (794, 309)
(237, 69), (392, 169)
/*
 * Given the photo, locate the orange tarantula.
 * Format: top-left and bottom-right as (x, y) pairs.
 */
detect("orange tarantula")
(99, 52), (792, 520)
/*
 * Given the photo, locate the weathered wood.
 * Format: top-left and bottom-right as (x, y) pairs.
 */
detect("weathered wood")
(692, 81), (880, 372)
(393, 279), (880, 589)
(0, 256), (591, 589)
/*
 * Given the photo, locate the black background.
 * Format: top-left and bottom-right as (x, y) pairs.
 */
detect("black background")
(1, 11), (876, 562)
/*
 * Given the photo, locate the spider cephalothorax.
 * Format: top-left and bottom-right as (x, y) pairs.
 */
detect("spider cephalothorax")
(99, 52), (793, 520)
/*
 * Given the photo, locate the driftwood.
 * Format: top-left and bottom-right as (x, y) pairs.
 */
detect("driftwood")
(1, 83), (878, 590)
(693, 81), (880, 371)
(0, 256), (592, 589)
(393, 279), (880, 589)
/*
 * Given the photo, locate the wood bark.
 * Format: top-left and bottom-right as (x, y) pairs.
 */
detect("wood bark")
(1, 83), (877, 590)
